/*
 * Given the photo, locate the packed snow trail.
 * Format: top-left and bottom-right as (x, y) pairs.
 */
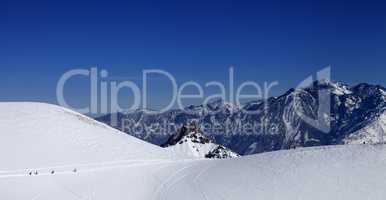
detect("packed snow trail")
(4, 144), (384, 200)
(0, 159), (201, 179)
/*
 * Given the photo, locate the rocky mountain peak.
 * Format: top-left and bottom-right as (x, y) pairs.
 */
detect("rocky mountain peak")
(162, 123), (239, 159)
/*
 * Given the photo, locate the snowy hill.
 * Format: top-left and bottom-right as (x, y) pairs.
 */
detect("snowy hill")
(163, 124), (239, 159)
(161, 144), (386, 200)
(2, 102), (386, 200)
(0, 102), (174, 171)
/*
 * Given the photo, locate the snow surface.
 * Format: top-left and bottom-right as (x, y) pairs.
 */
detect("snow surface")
(1, 103), (386, 200)
(0, 102), (176, 171)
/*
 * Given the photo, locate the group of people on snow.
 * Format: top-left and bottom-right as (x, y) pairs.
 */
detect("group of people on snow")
(28, 168), (77, 175)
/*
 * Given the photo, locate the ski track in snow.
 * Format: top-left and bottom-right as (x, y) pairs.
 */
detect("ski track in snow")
(154, 160), (217, 200)
(0, 158), (214, 200)
(154, 162), (199, 200)
(0, 159), (203, 179)
(192, 162), (217, 200)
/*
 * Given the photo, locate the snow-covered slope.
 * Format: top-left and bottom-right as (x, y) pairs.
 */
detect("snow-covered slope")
(163, 124), (239, 159)
(2, 103), (386, 200)
(0, 102), (174, 171)
(161, 144), (386, 200)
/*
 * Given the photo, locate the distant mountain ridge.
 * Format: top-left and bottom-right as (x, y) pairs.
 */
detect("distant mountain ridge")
(96, 81), (386, 155)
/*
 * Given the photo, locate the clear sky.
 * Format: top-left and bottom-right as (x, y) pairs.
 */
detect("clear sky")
(2, 0), (386, 111)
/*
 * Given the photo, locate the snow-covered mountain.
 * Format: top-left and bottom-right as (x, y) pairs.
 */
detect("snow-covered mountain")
(162, 123), (239, 159)
(2, 102), (386, 200)
(343, 111), (386, 144)
(96, 81), (386, 155)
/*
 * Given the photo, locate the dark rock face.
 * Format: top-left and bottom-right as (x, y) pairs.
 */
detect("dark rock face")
(96, 81), (386, 155)
(161, 124), (208, 147)
(205, 146), (239, 159)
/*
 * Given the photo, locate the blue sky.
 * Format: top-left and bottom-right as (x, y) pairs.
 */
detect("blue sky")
(2, 0), (386, 111)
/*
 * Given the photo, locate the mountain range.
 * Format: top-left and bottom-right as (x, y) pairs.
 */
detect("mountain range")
(96, 80), (386, 155)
